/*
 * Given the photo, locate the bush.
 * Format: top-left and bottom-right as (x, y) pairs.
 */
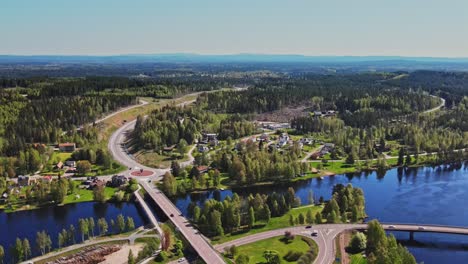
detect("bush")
(283, 250), (303, 261)
(127, 183), (139, 193)
(348, 232), (367, 253)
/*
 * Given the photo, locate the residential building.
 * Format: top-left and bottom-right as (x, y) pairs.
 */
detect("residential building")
(58, 142), (76, 152)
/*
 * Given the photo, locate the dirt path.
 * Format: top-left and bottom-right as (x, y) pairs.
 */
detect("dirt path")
(99, 244), (144, 264)
(339, 231), (352, 264)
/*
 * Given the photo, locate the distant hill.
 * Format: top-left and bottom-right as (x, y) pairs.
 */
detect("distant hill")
(1, 54), (468, 64)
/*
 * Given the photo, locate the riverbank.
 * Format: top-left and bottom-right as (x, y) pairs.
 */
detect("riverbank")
(166, 157), (467, 197)
(0, 181), (119, 213)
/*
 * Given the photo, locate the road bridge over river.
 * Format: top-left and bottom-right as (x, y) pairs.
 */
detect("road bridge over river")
(108, 102), (225, 263)
(215, 223), (468, 264)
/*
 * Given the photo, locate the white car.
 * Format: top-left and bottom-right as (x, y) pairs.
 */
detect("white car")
(418, 226), (426, 230)
(388, 225), (396, 229)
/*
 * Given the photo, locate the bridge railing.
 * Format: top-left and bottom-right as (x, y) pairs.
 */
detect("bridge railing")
(379, 222), (468, 229)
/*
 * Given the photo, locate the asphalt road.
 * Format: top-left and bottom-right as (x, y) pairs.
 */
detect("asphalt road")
(215, 223), (468, 264)
(107, 99), (225, 263)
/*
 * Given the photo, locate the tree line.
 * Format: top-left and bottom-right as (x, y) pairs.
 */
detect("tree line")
(3, 214), (135, 263)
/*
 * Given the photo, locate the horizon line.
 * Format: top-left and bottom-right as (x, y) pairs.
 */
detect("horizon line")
(1, 53), (468, 60)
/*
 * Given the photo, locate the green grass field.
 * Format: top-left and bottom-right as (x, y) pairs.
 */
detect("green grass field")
(234, 235), (313, 263)
(62, 181), (117, 204)
(214, 204), (322, 244)
(350, 254), (368, 264)
(310, 161), (358, 175)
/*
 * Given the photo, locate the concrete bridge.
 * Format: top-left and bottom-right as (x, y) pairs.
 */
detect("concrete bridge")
(215, 223), (468, 264)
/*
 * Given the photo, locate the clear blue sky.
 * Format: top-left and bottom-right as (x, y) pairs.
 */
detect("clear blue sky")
(1, 0), (468, 57)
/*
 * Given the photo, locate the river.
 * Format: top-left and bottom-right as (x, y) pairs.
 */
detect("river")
(0, 202), (148, 263)
(173, 164), (468, 264)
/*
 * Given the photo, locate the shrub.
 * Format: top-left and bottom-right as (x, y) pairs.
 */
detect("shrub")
(283, 250), (303, 261)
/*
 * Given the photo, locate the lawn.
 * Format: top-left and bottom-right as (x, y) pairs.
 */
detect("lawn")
(62, 181), (117, 204)
(350, 254), (368, 264)
(135, 148), (191, 169)
(310, 161), (358, 175)
(234, 235), (313, 263)
(214, 204), (323, 244)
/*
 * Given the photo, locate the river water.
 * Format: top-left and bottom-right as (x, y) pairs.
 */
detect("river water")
(173, 164), (468, 264)
(1, 165), (467, 263)
(0, 202), (148, 263)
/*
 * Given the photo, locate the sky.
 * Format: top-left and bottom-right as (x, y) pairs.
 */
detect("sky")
(1, 0), (468, 57)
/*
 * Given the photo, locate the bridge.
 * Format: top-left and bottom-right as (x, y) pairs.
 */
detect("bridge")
(108, 118), (226, 264)
(215, 223), (468, 264)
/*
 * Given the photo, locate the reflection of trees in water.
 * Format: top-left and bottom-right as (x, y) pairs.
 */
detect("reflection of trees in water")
(93, 202), (109, 219)
(52, 204), (75, 223)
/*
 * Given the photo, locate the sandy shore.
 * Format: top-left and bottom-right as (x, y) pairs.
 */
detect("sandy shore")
(99, 243), (144, 264)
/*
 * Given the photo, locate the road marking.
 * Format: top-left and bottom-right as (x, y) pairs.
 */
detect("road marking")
(319, 229), (328, 264)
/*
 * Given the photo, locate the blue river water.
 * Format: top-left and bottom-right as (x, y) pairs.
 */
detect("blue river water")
(0, 202), (149, 263)
(173, 164), (468, 264)
(1, 164), (467, 263)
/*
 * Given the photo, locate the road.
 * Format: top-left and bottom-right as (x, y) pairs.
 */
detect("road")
(76, 99), (149, 131)
(423, 95), (446, 114)
(215, 223), (468, 264)
(107, 94), (225, 263)
(141, 181), (226, 264)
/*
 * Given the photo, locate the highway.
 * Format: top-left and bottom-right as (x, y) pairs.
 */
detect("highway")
(215, 223), (468, 264)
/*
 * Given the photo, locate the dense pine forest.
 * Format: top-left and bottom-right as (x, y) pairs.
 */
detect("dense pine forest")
(1, 71), (468, 178)
(0, 76), (229, 176)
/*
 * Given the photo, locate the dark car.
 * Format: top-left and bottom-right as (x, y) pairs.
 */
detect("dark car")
(170, 213), (174, 217)
(305, 225), (312, 229)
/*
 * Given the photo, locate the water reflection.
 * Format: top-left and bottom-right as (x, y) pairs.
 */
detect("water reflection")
(0, 202), (147, 262)
(172, 164), (468, 264)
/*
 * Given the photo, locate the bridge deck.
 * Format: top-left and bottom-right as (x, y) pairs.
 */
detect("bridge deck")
(141, 181), (225, 264)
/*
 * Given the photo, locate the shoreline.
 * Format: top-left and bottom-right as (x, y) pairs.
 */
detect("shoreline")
(169, 159), (468, 197)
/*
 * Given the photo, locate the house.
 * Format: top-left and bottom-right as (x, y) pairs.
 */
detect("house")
(314, 111), (323, 117)
(110, 175), (128, 187)
(42, 176), (52, 182)
(299, 138), (314, 145)
(324, 143), (335, 149)
(195, 165), (209, 174)
(266, 123), (290, 130)
(59, 143), (76, 152)
(201, 133), (219, 146)
(197, 145), (209, 153)
(17, 175), (30, 186)
(278, 133), (290, 147)
(65, 160), (76, 167)
(55, 161), (64, 170)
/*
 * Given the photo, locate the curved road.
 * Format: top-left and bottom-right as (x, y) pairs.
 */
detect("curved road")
(215, 223), (468, 264)
(107, 98), (225, 263)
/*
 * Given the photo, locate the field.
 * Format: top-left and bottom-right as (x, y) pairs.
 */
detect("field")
(234, 235), (315, 263)
(62, 181), (117, 204)
(214, 204), (323, 244)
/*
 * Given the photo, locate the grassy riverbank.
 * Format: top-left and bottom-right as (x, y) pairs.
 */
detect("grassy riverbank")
(213, 204), (323, 244)
(0, 181), (117, 213)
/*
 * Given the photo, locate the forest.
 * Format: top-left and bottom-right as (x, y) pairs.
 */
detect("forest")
(181, 184), (365, 238)
(0, 76), (230, 176)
